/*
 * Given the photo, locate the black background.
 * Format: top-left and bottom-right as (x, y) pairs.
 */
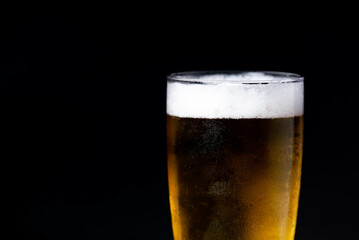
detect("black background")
(1, 2), (358, 240)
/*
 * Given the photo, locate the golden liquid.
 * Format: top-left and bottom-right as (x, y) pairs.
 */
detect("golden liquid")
(167, 115), (303, 240)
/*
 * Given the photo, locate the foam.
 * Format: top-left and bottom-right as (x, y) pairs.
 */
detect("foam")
(167, 72), (303, 119)
(190, 72), (287, 83)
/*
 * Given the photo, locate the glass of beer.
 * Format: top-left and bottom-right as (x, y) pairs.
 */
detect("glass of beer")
(166, 71), (304, 240)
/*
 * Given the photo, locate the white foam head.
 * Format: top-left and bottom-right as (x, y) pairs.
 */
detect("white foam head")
(167, 71), (304, 119)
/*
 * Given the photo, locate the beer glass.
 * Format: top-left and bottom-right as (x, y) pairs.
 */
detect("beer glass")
(166, 71), (304, 240)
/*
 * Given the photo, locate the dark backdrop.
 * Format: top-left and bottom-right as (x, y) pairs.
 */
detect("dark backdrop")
(1, 2), (358, 240)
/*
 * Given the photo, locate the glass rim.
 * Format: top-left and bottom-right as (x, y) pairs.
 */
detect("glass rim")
(167, 71), (304, 84)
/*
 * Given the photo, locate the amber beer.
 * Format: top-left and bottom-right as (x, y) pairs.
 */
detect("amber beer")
(167, 71), (304, 240)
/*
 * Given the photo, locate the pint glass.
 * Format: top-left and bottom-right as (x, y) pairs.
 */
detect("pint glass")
(166, 71), (304, 240)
